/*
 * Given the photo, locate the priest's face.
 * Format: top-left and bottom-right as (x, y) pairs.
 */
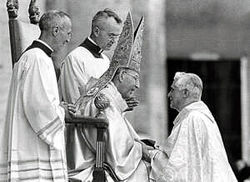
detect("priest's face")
(117, 69), (140, 99)
(95, 17), (121, 51)
(168, 82), (184, 112)
(53, 16), (72, 51)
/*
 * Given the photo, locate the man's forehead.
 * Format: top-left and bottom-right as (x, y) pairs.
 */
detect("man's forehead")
(174, 76), (187, 85)
(171, 78), (185, 89)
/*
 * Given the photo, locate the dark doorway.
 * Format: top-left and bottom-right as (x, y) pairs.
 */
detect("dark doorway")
(167, 57), (242, 169)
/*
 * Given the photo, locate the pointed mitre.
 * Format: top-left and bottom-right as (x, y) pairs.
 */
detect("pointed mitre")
(85, 12), (144, 97)
(130, 16), (144, 74)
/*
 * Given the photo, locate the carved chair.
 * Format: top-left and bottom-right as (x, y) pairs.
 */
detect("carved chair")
(6, 1), (109, 181)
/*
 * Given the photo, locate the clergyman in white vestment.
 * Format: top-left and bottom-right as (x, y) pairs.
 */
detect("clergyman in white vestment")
(150, 72), (238, 182)
(0, 10), (72, 182)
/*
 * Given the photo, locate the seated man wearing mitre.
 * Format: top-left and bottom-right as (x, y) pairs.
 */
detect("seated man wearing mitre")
(66, 13), (155, 182)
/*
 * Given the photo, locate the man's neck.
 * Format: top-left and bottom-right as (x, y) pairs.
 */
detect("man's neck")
(37, 37), (54, 52)
(178, 99), (199, 112)
(80, 37), (103, 58)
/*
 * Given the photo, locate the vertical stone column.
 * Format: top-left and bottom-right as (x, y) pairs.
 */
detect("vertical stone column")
(241, 57), (250, 163)
(145, 0), (167, 144)
(128, 0), (167, 144)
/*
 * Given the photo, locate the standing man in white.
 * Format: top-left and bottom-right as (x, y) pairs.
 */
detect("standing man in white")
(0, 10), (73, 182)
(151, 72), (237, 182)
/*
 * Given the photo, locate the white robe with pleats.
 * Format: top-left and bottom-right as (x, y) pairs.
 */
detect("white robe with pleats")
(0, 48), (67, 182)
(151, 101), (237, 182)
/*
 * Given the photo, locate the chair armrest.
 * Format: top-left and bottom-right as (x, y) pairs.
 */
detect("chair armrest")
(66, 114), (109, 182)
(65, 115), (109, 129)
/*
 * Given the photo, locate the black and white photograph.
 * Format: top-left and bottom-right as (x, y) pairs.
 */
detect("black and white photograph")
(0, 0), (249, 181)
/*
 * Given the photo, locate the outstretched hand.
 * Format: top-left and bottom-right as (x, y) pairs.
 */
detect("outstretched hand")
(125, 97), (139, 112)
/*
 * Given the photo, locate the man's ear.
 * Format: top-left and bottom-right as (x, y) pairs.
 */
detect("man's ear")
(52, 26), (60, 37)
(182, 89), (189, 98)
(93, 26), (100, 37)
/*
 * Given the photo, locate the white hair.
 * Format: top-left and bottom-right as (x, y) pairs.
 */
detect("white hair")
(173, 72), (203, 100)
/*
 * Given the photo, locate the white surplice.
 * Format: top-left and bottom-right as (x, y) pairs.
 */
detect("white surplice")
(151, 101), (237, 182)
(0, 46), (67, 181)
(59, 44), (110, 104)
(68, 82), (150, 182)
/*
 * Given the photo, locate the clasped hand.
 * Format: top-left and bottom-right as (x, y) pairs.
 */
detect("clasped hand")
(60, 102), (77, 119)
(125, 97), (139, 112)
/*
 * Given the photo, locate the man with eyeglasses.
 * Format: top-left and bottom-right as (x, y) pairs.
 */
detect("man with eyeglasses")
(59, 8), (122, 105)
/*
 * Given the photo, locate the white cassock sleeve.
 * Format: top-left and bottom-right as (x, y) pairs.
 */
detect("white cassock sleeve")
(22, 53), (65, 150)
